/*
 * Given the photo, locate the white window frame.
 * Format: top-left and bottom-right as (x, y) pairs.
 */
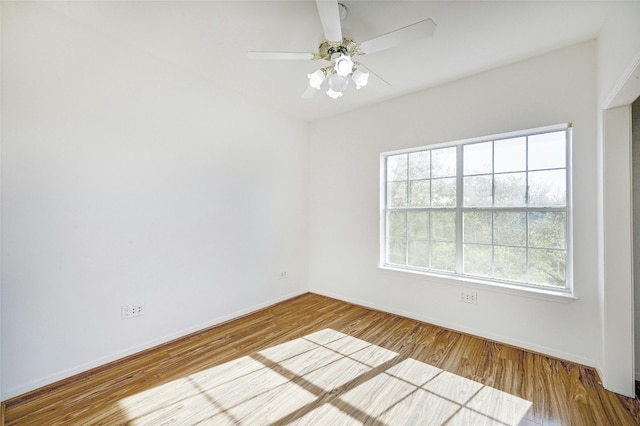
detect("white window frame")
(379, 123), (573, 296)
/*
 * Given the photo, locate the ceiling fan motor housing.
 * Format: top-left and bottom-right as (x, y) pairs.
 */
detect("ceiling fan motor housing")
(317, 37), (361, 61)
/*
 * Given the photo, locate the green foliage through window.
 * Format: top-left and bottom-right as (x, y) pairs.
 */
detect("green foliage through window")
(382, 125), (571, 291)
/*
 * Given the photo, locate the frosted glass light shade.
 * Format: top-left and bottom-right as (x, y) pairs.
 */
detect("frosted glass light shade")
(333, 53), (354, 77)
(326, 88), (343, 99)
(328, 74), (348, 92)
(351, 68), (369, 89)
(327, 74), (349, 98)
(307, 69), (326, 89)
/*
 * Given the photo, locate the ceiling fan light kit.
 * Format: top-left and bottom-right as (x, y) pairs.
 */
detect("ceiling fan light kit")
(306, 50), (369, 99)
(311, 57), (364, 99)
(351, 67), (369, 89)
(247, 1), (436, 100)
(308, 37), (367, 99)
(307, 69), (327, 89)
(333, 53), (353, 77)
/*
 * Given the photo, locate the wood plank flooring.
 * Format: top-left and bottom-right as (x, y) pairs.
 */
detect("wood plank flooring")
(4, 293), (640, 425)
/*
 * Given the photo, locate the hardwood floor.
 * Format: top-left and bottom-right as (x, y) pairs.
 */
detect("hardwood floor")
(4, 293), (640, 425)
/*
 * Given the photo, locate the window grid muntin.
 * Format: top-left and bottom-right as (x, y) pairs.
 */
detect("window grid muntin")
(382, 124), (571, 292)
(460, 207), (567, 286)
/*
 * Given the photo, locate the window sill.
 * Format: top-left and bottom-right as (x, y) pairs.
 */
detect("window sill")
(378, 265), (578, 303)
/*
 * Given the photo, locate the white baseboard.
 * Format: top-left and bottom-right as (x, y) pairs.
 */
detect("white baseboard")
(3, 290), (308, 401)
(310, 288), (597, 369)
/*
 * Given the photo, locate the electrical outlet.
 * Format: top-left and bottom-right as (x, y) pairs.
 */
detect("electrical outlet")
(279, 271), (287, 280)
(121, 305), (132, 319)
(134, 304), (144, 316)
(121, 304), (145, 319)
(459, 291), (478, 304)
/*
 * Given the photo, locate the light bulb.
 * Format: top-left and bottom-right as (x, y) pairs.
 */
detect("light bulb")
(333, 53), (354, 77)
(307, 69), (326, 90)
(328, 74), (348, 92)
(326, 74), (349, 99)
(351, 68), (369, 89)
(326, 88), (343, 99)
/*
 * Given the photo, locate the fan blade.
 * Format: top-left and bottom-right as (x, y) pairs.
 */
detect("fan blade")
(362, 65), (392, 88)
(302, 85), (319, 99)
(316, 0), (342, 42)
(369, 70), (392, 92)
(247, 51), (315, 60)
(354, 64), (392, 93)
(360, 19), (436, 55)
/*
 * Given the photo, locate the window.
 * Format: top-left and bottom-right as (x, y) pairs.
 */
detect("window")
(381, 124), (571, 293)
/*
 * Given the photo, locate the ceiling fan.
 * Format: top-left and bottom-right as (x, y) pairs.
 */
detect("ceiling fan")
(247, 0), (436, 99)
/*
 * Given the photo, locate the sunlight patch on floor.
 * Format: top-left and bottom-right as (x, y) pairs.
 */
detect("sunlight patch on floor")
(118, 328), (532, 425)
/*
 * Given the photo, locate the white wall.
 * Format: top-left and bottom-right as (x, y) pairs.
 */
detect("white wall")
(601, 105), (634, 396)
(1, 2), (308, 399)
(596, 0), (640, 397)
(0, 0), (3, 402)
(632, 99), (640, 380)
(308, 41), (600, 367)
(597, 1), (640, 109)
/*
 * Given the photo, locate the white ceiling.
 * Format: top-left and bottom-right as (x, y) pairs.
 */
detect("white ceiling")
(42, 1), (613, 122)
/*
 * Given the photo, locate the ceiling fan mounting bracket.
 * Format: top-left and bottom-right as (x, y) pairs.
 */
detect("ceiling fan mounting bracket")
(316, 37), (362, 61)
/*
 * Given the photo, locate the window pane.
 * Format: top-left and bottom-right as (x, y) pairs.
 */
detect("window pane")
(431, 211), (456, 242)
(495, 137), (526, 173)
(382, 127), (569, 290)
(528, 212), (566, 249)
(408, 211), (429, 238)
(409, 151), (430, 180)
(409, 180), (430, 207)
(431, 178), (456, 207)
(408, 240), (429, 267)
(528, 170), (566, 206)
(387, 182), (407, 208)
(388, 239), (407, 265)
(529, 248), (566, 286)
(431, 242), (455, 271)
(528, 131), (566, 170)
(463, 211), (492, 244)
(494, 172), (526, 207)
(494, 212), (526, 246)
(494, 246), (526, 282)
(464, 142), (492, 175)
(464, 244), (492, 277)
(388, 211), (407, 238)
(431, 147), (456, 178)
(464, 175), (492, 207)
(387, 154), (407, 181)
